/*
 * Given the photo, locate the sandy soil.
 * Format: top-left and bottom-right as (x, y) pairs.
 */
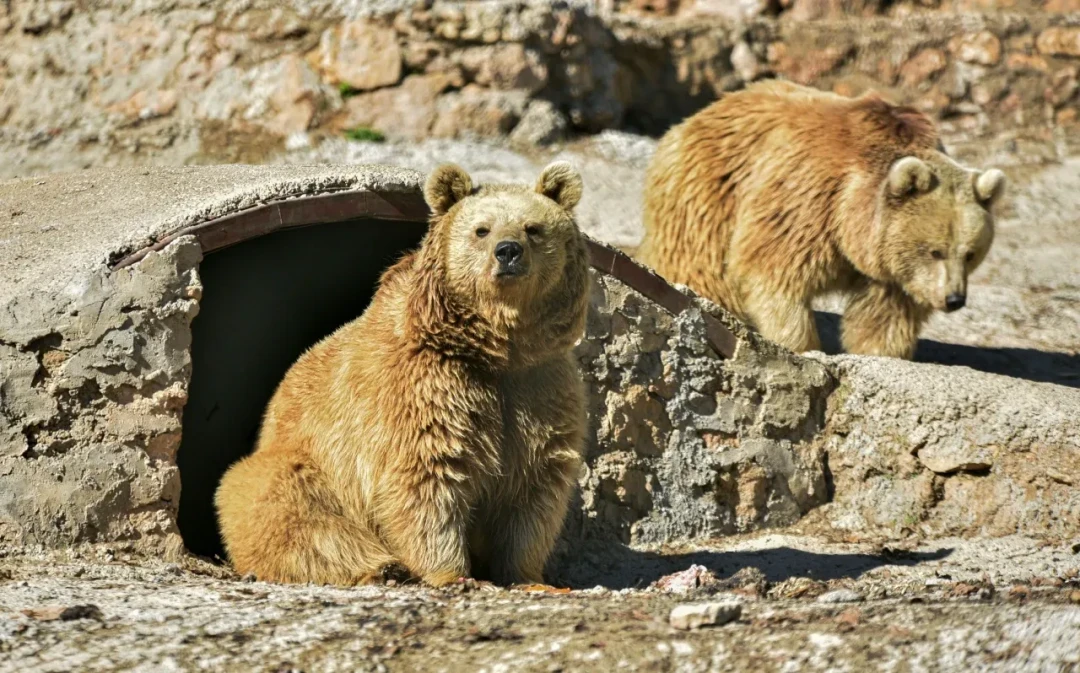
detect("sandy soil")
(2, 534), (1079, 672)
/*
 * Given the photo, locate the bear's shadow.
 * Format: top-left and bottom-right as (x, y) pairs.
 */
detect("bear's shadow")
(814, 311), (1080, 389)
(552, 543), (953, 590)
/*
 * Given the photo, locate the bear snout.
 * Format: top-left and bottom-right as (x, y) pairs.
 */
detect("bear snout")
(494, 240), (526, 276)
(944, 293), (966, 312)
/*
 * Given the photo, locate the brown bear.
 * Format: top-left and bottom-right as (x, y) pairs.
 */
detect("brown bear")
(638, 80), (1006, 359)
(214, 162), (591, 587)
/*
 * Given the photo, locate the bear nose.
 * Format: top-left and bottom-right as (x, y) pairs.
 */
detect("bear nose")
(945, 293), (966, 312)
(494, 240), (524, 267)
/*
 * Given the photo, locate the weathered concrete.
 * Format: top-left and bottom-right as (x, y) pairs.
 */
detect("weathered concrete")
(0, 165), (422, 310)
(0, 238), (201, 551)
(566, 274), (834, 549)
(806, 354), (1080, 541)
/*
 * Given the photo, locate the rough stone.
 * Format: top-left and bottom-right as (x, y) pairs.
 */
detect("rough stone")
(199, 54), (331, 137)
(768, 42), (851, 85)
(0, 238), (201, 553)
(669, 601), (742, 629)
(3, 535), (1080, 670)
(808, 354), (1080, 540)
(318, 20), (403, 90)
(692, 0), (775, 20)
(917, 442), (993, 474)
(431, 86), (528, 138)
(339, 73), (453, 140)
(459, 43), (548, 94)
(730, 41), (764, 82)
(949, 31), (1002, 66)
(900, 48), (948, 87)
(509, 99), (569, 146)
(817, 589), (865, 604)
(564, 274), (835, 548)
(0, 1), (1077, 176)
(1037, 27), (1080, 58)
(651, 564), (721, 594)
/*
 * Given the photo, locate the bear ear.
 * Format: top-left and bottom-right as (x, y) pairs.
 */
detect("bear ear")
(535, 161), (583, 211)
(887, 156), (934, 198)
(424, 164), (474, 216)
(974, 168), (1006, 208)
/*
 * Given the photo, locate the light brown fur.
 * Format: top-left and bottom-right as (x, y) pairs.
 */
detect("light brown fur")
(215, 162), (590, 587)
(639, 80), (1006, 359)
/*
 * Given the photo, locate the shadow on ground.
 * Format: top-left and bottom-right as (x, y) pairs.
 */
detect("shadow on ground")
(554, 543), (953, 590)
(814, 311), (1080, 388)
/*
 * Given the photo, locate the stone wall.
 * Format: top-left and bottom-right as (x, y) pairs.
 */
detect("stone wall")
(570, 275), (835, 546)
(2, 1), (1079, 178)
(0, 239), (202, 555)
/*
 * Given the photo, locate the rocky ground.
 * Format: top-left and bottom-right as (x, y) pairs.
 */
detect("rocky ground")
(2, 534), (1079, 672)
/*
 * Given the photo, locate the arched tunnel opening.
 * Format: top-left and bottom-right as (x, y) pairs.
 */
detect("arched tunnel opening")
(176, 218), (427, 560)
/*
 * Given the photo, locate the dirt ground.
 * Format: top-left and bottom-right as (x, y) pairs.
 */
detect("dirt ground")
(2, 534), (1079, 672)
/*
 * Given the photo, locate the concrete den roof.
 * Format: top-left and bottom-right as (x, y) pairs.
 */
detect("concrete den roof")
(0, 164), (738, 358)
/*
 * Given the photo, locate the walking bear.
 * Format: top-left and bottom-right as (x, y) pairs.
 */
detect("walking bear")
(639, 80), (1006, 359)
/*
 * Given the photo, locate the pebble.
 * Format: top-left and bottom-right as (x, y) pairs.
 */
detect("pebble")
(669, 601), (742, 630)
(816, 589), (865, 604)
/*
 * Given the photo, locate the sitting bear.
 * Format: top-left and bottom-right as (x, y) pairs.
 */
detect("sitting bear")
(638, 79), (1006, 359)
(215, 162), (591, 587)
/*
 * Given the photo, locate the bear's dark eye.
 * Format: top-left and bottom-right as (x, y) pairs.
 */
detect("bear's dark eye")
(930, 250), (945, 260)
(525, 224), (542, 238)
(965, 251), (975, 263)
(475, 227), (490, 238)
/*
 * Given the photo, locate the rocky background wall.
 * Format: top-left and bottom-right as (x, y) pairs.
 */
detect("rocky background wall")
(1, 0), (1079, 179)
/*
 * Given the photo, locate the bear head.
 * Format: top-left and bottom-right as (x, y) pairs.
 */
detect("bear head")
(876, 154), (1006, 313)
(415, 162), (590, 366)
(423, 161), (586, 311)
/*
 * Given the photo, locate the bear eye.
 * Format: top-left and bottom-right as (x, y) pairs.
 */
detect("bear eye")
(525, 224), (542, 238)
(475, 227), (490, 238)
(965, 251), (975, 262)
(930, 250), (945, 260)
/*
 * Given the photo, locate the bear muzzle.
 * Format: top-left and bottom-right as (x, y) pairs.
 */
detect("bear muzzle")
(494, 240), (527, 278)
(944, 293), (966, 312)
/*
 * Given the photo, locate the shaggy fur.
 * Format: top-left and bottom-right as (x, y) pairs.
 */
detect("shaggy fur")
(215, 162), (591, 587)
(639, 80), (1006, 359)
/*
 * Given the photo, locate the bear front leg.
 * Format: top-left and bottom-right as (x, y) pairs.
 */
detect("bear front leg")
(379, 475), (472, 587)
(486, 453), (580, 586)
(841, 282), (930, 359)
(740, 282), (821, 353)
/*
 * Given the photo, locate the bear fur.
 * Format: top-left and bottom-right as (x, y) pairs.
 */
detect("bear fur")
(215, 162), (591, 587)
(638, 80), (1006, 359)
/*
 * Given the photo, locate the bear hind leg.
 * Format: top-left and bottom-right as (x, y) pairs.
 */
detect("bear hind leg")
(215, 452), (394, 585)
(741, 284), (822, 353)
